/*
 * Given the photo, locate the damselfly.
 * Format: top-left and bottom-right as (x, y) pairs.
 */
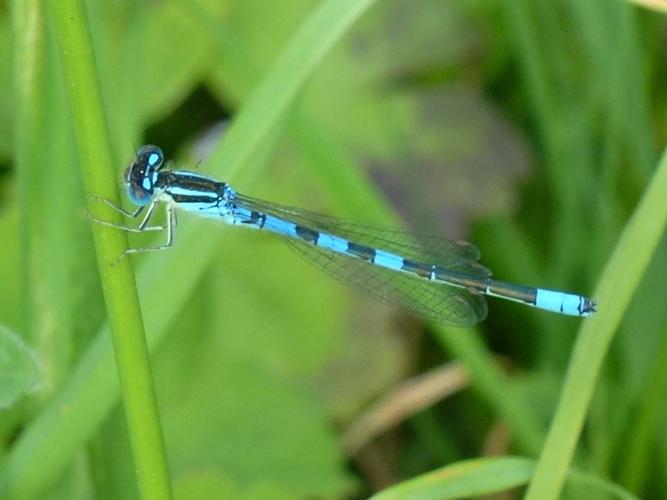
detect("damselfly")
(89, 145), (597, 327)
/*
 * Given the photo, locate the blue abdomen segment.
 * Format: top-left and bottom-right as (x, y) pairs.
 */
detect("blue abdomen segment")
(229, 202), (597, 320)
(239, 212), (411, 271)
(535, 288), (596, 317)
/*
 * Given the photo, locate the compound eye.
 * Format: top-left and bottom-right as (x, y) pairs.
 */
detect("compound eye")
(124, 145), (164, 206)
(127, 183), (153, 206)
(137, 145), (164, 170)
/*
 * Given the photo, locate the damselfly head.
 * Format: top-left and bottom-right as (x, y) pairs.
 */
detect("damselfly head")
(125, 145), (164, 205)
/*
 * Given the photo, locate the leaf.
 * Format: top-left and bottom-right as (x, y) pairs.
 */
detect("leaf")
(0, 325), (40, 409)
(371, 456), (639, 500)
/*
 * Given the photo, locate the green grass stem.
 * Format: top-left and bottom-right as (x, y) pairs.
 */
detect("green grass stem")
(46, 2), (173, 500)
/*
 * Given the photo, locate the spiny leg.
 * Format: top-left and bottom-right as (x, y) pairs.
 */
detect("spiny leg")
(87, 198), (167, 233)
(87, 194), (145, 218)
(112, 204), (176, 265)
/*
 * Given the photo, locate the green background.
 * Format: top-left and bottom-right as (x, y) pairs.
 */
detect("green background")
(0, 0), (666, 499)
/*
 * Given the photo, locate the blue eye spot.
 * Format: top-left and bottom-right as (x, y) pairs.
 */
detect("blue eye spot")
(148, 153), (161, 167)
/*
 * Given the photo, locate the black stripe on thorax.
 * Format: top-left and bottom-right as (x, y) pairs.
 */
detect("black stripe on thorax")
(175, 173), (223, 191)
(170, 194), (219, 204)
(163, 172), (225, 205)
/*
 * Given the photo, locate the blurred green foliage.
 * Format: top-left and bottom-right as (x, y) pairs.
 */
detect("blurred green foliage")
(0, 0), (666, 499)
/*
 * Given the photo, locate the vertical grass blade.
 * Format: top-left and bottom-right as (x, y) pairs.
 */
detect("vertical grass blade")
(525, 149), (667, 499)
(44, 1), (173, 500)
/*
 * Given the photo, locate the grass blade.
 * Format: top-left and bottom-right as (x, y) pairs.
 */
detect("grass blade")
(7, 1), (174, 499)
(371, 456), (638, 500)
(525, 148), (667, 499)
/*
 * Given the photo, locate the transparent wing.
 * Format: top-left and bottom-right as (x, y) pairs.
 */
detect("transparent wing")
(234, 194), (489, 326)
(235, 194), (491, 278)
(284, 237), (487, 326)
